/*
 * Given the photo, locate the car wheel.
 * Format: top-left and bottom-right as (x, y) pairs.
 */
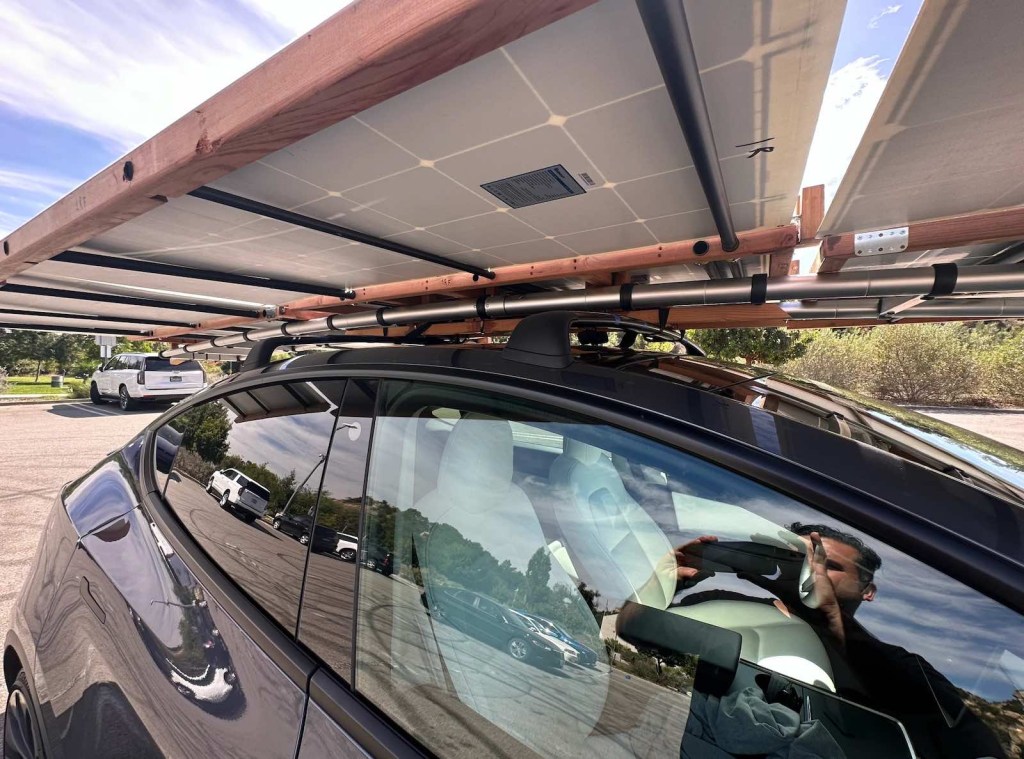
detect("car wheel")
(339, 548), (356, 562)
(4, 669), (44, 759)
(205, 480), (213, 493)
(219, 492), (229, 508)
(299, 534), (310, 546)
(507, 637), (530, 661)
(272, 519), (281, 530)
(89, 382), (104, 405)
(118, 386), (137, 411)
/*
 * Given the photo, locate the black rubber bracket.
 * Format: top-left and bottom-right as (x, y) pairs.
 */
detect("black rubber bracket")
(925, 263), (959, 300)
(658, 308), (670, 330)
(374, 308), (388, 326)
(475, 296), (489, 319)
(619, 283), (635, 311)
(750, 273), (769, 305)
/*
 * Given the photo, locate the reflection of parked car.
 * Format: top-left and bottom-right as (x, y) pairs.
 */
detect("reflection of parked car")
(359, 548), (393, 576)
(335, 532), (359, 561)
(510, 611), (580, 664)
(427, 588), (562, 669)
(206, 469), (269, 523)
(271, 512), (337, 553)
(516, 612), (599, 667)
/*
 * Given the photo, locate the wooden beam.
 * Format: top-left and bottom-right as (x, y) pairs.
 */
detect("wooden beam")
(145, 224), (798, 339)
(814, 204), (1024, 273)
(768, 249), (794, 277)
(798, 185), (825, 241)
(0, 0), (597, 280)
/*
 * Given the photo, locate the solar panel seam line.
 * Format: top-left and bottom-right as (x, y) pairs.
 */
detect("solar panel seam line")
(636, 0), (740, 252)
(0, 283), (262, 318)
(54, 250), (355, 299)
(187, 186), (496, 280)
(0, 307), (195, 329)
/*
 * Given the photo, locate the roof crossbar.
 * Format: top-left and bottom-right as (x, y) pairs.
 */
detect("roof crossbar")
(187, 186), (497, 281)
(54, 250), (356, 299)
(636, 0), (740, 252)
(0, 283), (265, 318)
(161, 263), (1024, 358)
(0, 307), (195, 329)
(0, 322), (148, 336)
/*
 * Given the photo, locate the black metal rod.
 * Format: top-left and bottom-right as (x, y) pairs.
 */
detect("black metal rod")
(0, 322), (148, 336)
(0, 283), (262, 318)
(54, 250), (355, 299)
(0, 307), (195, 329)
(636, 0), (740, 252)
(188, 186), (496, 280)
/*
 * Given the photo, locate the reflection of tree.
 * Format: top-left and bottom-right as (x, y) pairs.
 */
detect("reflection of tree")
(174, 403), (232, 463)
(959, 689), (1024, 759)
(364, 498), (601, 648)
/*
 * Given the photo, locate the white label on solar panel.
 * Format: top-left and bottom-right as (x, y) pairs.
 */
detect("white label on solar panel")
(481, 164), (586, 209)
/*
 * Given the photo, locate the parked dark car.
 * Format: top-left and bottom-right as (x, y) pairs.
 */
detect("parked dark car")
(5, 313), (1023, 759)
(271, 512), (336, 553)
(518, 611), (599, 668)
(425, 588), (563, 669)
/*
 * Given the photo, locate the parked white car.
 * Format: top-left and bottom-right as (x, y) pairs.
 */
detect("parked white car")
(206, 468), (271, 523)
(510, 611), (580, 665)
(335, 532), (359, 561)
(91, 352), (206, 410)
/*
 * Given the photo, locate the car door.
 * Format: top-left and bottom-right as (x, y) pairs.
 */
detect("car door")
(338, 376), (1023, 759)
(97, 356), (119, 394)
(32, 378), (348, 758)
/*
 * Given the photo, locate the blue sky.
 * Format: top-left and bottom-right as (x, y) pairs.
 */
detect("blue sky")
(0, 0), (921, 240)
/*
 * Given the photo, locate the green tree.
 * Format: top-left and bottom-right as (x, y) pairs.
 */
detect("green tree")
(0, 330), (58, 380)
(177, 403), (233, 463)
(689, 327), (806, 366)
(50, 334), (94, 374)
(524, 548), (552, 605)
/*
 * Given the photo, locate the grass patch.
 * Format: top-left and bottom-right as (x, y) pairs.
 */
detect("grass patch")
(3, 376), (85, 396)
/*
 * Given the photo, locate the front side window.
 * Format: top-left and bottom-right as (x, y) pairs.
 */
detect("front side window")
(159, 380), (346, 633)
(354, 380), (1022, 759)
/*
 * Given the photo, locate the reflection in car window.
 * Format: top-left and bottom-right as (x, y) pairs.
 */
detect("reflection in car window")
(159, 381), (346, 633)
(298, 379), (377, 682)
(354, 380), (1022, 759)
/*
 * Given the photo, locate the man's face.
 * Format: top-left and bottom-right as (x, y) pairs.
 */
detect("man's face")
(819, 537), (876, 606)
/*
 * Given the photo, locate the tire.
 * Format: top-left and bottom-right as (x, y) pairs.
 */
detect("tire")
(89, 382), (104, 405)
(299, 534), (310, 546)
(272, 519), (281, 530)
(4, 669), (44, 759)
(219, 492), (230, 508)
(339, 548), (356, 562)
(118, 386), (138, 411)
(507, 637), (530, 661)
(205, 480), (213, 493)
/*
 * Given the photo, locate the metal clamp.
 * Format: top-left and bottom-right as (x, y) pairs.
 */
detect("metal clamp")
(854, 227), (909, 256)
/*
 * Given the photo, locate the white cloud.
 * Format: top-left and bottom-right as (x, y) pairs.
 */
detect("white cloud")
(868, 4), (903, 29)
(800, 56), (889, 210)
(0, 0), (350, 152)
(0, 168), (78, 197)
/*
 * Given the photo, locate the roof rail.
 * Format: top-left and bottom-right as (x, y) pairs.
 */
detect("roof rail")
(238, 332), (456, 372)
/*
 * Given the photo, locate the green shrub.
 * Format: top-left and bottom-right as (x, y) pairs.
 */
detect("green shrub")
(783, 330), (874, 393)
(69, 381), (92, 399)
(0, 367), (8, 394)
(864, 324), (982, 405)
(978, 332), (1024, 405)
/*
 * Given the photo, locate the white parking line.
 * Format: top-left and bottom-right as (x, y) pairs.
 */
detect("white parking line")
(68, 402), (123, 417)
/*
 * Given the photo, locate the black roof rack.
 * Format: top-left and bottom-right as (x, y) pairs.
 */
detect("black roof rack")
(238, 332), (458, 372)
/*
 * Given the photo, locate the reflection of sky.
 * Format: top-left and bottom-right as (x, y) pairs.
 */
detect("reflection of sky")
(225, 385), (372, 503)
(865, 410), (1024, 490)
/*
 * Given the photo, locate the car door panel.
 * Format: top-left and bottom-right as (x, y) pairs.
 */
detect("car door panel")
(33, 502), (307, 759)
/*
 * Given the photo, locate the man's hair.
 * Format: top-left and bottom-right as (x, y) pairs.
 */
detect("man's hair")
(788, 522), (882, 584)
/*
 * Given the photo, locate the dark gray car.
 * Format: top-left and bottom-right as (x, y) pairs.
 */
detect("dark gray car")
(5, 314), (1023, 759)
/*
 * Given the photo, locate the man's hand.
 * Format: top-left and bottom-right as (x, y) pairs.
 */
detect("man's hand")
(674, 535), (718, 587)
(804, 531), (847, 649)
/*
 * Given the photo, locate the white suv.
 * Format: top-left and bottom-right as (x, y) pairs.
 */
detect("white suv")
(206, 468), (271, 523)
(91, 353), (206, 410)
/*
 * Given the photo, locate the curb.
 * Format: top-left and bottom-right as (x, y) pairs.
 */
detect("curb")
(907, 405), (1024, 414)
(0, 396), (83, 407)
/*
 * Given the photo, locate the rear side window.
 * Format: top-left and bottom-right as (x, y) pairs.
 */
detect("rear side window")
(158, 380), (346, 633)
(354, 380), (1022, 759)
(145, 357), (202, 372)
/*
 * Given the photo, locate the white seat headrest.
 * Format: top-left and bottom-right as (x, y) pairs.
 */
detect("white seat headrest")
(436, 416), (514, 499)
(564, 437), (603, 465)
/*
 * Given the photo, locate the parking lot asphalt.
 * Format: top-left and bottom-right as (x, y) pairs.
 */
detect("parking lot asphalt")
(1, 401), (1023, 725)
(0, 401), (162, 708)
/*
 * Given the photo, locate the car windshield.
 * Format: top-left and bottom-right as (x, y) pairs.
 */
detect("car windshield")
(145, 358), (202, 372)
